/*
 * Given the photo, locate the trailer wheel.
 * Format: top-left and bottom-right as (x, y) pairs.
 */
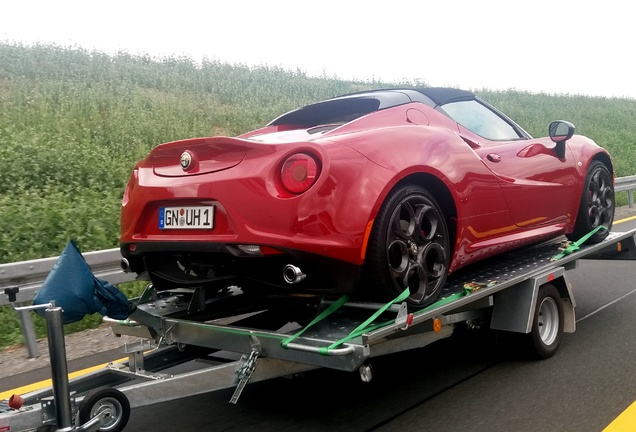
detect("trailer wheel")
(78, 388), (130, 432)
(525, 284), (564, 359)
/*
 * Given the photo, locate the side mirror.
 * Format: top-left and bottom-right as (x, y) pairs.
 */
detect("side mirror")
(548, 120), (575, 159)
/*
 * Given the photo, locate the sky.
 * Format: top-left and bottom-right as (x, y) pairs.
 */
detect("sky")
(1, 0), (634, 99)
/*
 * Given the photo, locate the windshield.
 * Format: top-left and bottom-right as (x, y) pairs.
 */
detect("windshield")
(440, 100), (526, 141)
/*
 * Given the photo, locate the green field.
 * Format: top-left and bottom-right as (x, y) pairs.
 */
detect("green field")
(1, 42), (635, 349)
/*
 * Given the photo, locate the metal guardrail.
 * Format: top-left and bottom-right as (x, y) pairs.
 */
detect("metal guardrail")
(1, 175), (636, 358)
(0, 248), (136, 307)
(615, 175), (636, 208)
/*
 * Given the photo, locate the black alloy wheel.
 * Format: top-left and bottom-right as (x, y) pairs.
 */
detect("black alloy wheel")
(568, 160), (614, 244)
(365, 185), (450, 308)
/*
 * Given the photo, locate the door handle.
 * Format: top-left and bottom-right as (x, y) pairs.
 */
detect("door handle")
(487, 153), (501, 163)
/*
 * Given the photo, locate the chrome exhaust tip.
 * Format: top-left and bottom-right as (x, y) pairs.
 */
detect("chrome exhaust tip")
(120, 258), (131, 273)
(283, 264), (306, 284)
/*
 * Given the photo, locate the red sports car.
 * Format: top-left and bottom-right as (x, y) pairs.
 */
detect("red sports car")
(120, 88), (614, 308)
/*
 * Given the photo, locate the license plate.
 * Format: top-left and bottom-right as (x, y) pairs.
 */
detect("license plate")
(159, 206), (214, 229)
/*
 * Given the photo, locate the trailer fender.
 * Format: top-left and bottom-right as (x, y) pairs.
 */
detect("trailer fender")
(489, 267), (576, 334)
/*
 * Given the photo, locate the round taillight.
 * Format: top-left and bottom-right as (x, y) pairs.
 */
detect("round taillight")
(281, 153), (319, 194)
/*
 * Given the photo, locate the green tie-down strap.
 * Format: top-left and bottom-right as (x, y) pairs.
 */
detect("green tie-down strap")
(280, 288), (411, 354)
(281, 280), (498, 356)
(317, 281), (494, 354)
(281, 280), (495, 355)
(550, 225), (608, 262)
(317, 288), (412, 355)
(421, 285), (466, 312)
(280, 294), (350, 349)
(415, 280), (497, 316)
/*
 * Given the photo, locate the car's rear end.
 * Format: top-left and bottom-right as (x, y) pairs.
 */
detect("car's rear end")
(119, 131), (388, 295)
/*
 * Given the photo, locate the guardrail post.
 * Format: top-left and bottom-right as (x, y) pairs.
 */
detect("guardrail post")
(16, 302), (40, 358)
(614, 175), (636, 208)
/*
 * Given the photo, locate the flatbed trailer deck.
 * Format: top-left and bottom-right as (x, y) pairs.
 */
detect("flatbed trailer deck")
(2, 229), (636, 431)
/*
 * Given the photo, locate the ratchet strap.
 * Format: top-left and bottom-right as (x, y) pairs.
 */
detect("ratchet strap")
(414, 281), (496, 315)
(550, 225), (607, 261)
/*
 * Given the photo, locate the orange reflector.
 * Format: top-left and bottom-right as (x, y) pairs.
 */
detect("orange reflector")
(617, 242), (622, 252)
(433, 318), (442, 332)
(360, 219), (375, 260)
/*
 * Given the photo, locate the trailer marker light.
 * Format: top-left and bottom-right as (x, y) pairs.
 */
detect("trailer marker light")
(433, 318), (442, 332)
(617, 242), (622, 252)
(9, 394), (24, 409)
(547, 273), (555, 282)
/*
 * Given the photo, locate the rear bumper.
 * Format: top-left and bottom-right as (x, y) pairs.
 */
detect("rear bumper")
(121, 241), (363, 295)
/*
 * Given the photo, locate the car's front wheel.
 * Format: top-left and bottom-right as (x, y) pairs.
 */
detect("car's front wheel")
(568, 160), (614, 244)
(364, 184), (450, 309)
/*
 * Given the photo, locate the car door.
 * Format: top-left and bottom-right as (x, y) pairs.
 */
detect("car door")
(441, 99), (579, 229)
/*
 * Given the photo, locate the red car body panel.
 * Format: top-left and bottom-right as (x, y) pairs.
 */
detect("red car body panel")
(120, 88), (612, 295)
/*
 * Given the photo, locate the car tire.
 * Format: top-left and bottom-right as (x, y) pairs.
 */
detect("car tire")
(364, 184), (450, 309)
(568, 160), (614, 244)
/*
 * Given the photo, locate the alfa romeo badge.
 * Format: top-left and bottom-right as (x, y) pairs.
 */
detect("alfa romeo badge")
(180, 151), (192, 170)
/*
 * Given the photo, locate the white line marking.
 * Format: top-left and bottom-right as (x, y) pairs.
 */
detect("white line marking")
(576, 287), (636, 322)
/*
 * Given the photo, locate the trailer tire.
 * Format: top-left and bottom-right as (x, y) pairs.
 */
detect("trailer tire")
(78, 387), (130, 432)
(525, 284), (564, 359)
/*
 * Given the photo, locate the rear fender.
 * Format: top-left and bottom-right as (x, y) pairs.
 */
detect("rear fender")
(345, 125), (509, 232)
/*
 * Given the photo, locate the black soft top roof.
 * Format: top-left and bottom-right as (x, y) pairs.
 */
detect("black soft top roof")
(334, 87), (475, 106)
(268, 87), (475, 127)
(411, 87), (475, 105)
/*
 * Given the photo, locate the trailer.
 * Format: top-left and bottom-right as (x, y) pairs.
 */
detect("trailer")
(2, 228), (636, 432)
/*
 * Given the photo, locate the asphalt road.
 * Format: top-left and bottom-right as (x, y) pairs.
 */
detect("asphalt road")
(4, 213), (636, 431)
(124, 215), (636, 432)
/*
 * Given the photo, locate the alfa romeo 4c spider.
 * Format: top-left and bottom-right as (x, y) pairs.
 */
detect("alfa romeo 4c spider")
(120, 87), (615, 308)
